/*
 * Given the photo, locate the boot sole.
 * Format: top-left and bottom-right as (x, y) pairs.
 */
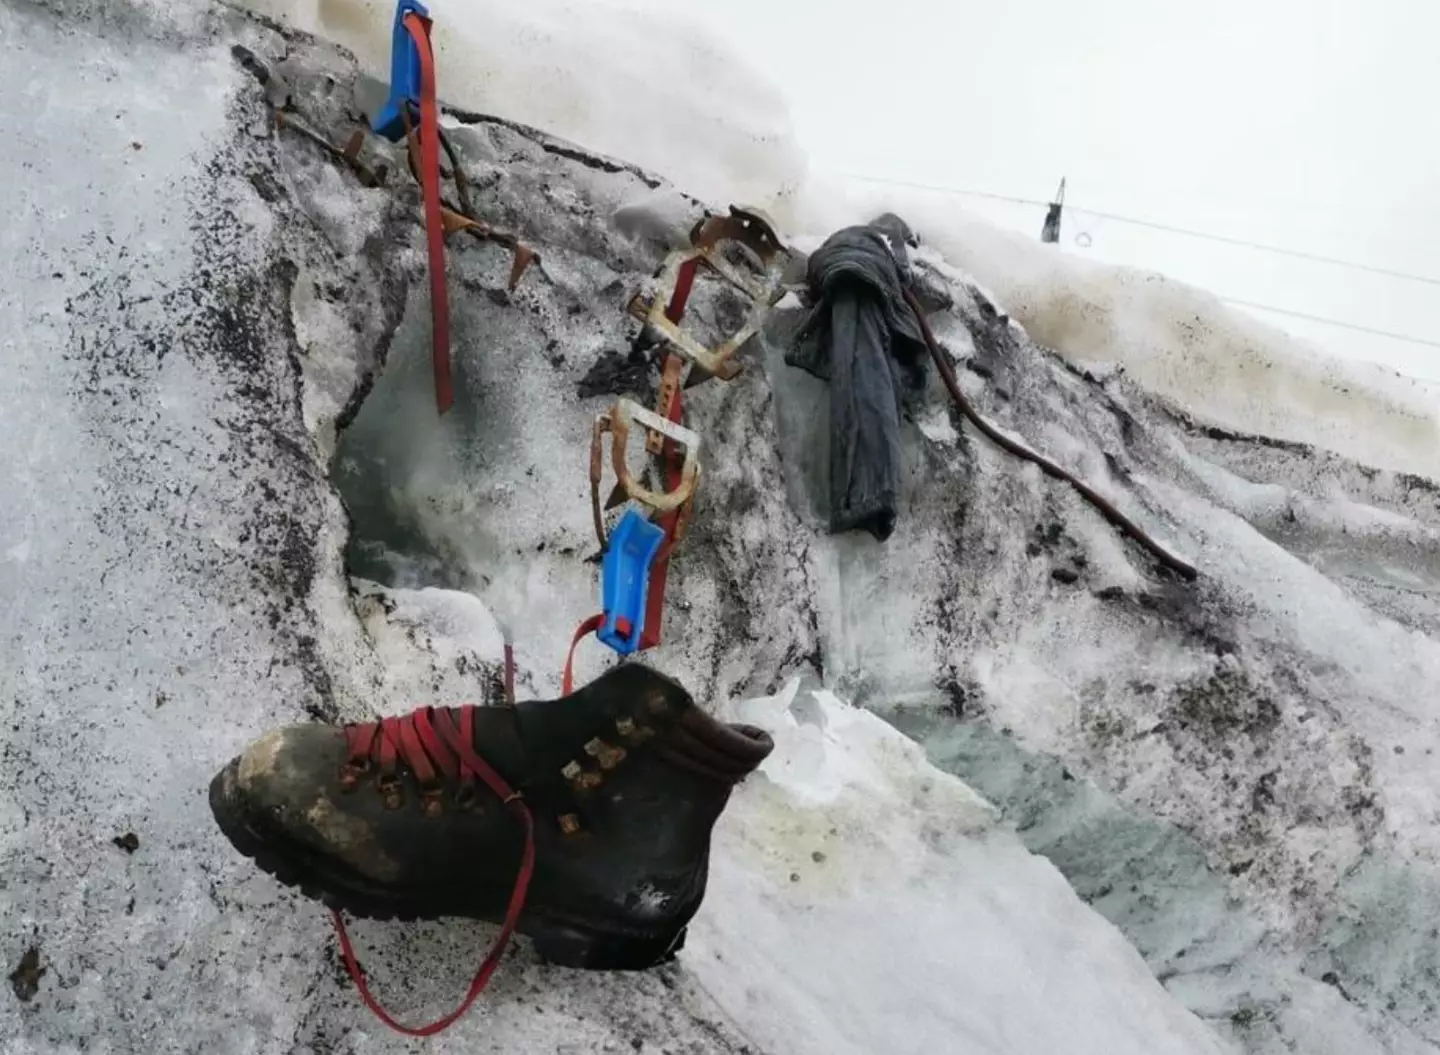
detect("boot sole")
(209, 760), (687, 970)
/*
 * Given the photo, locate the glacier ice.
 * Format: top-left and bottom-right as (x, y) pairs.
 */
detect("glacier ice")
(7, 1), (1440, 1053)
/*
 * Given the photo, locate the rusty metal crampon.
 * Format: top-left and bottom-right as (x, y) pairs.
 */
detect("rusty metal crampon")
(626, 204), (790, 387)
(589, 399), (700, 550)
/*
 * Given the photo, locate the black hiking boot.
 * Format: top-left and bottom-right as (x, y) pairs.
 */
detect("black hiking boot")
(208, 664), (773, 970)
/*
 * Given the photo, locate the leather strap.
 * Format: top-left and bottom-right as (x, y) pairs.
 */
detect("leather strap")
(401, 11), (453, 414)
(563, 613), (606, 695)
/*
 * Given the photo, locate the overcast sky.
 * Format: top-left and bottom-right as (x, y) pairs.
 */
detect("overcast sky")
(676, 0), (1440, 379)
(260, 0), (1440, 380)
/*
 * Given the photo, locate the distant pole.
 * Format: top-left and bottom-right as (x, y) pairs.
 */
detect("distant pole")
(1041, 177), (1066, 243)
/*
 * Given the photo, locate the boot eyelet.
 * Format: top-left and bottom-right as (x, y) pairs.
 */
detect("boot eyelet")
(617, 718), (655, 743)
(377, 776), (404, 810)
(585, 739), (626, 770)
(558, 813), (582, 836)
(422, 788), (445, 818)
(454, 785), (477, 811)
(339, 759), (372, 792)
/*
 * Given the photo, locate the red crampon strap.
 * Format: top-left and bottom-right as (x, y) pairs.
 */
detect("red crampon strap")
(641, 379), (685, 650)
(665, 258), (702, 323)
(562, 614), (606, 695)
(401, 11), (453, 415)
(333, 705), (535, 1036)
(639, 252), (701, 650)
(639, 351), (688, 651)
(623, 241), (697, 652)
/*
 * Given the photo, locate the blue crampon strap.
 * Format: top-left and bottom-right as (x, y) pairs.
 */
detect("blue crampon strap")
(372, 0), (431, 141)
(598, 509), (665, 655)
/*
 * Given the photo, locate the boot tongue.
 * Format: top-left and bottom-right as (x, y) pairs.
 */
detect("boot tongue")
(422, 703), (530, 789)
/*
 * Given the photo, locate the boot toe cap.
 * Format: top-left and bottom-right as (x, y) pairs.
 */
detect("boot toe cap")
(212, 724), (410, 885)
(235, 725), (347, 805)
(212, 725), (350, 845)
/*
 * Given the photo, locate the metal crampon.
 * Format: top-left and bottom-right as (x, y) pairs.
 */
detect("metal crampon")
(587, 399), (703, 654)
(589, 399), (701, 550)
(627, 205), (791, 454)
(583, 204), (792, 655)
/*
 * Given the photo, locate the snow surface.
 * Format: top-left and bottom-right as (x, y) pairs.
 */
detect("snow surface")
(321, 587), (1241, 1055)
(10, 1), (1440, 1053)
(244, 0), (1440, 483)
(0, 3), (1236, 1053)
(238, 0), (808, 209)
(696, 680), (1231, 1055)
(324, 26), (1440, 1055)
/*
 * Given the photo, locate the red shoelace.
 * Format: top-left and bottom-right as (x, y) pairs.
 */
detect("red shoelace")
(334, 704), (534, 1036)
(331, 612), (604, 1035)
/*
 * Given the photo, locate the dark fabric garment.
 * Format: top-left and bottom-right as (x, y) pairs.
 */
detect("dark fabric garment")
(871, 212), (920, 251)
(787, 223), (928, 541)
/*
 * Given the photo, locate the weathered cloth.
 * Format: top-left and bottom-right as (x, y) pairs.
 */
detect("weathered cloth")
(788, 220), (928, 541)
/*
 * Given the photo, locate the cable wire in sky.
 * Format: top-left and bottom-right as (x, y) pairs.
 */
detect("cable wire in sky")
(840, 173), (1440, 288)
(1069, 206), (1440, 289)
(838, 172), (1440, 347)
(1223, 298), (1440, 350)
